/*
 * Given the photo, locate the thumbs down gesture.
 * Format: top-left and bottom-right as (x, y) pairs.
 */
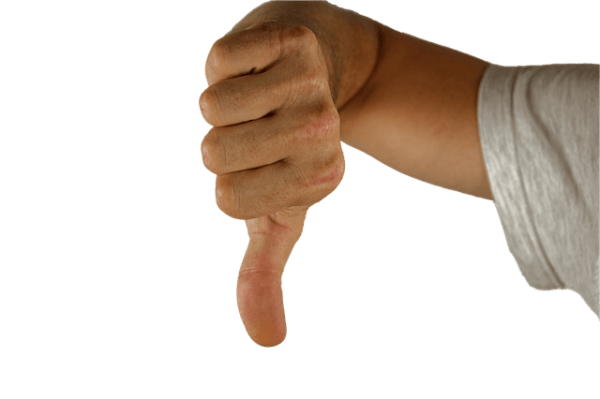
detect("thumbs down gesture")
(199, 23), (345, 347)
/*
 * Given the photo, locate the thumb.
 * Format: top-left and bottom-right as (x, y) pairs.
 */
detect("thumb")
(237, 205), (308, 347)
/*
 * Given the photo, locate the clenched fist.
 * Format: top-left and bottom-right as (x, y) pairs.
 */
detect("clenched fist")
(199, 22), (345, 347)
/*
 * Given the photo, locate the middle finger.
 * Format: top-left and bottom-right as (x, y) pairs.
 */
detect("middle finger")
(202, 104), (337, 176)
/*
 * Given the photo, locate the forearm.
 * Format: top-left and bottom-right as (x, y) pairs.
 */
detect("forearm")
(228, 2), (494, 201)
(338, 23), (494, 201)
(227, 1), (379, 110)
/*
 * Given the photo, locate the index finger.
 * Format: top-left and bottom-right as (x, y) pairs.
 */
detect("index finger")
(205, 23), (309, 86)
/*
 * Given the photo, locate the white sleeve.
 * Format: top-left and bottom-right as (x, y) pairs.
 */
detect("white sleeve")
(477, 63), (599, 319)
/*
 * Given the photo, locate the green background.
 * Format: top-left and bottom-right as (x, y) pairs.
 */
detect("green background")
(0, 0), (600, 399)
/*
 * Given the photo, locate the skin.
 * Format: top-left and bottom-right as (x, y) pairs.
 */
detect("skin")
(200, 22), (344, 347)
(338, 23), (494, 201)
(200, 1), (494, 347)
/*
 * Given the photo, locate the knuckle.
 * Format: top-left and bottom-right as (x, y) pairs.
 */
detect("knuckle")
(327, 152), (342, 183)
(199, 86), (221, 126)
(294, 106), (340, 143)
(295, 25), (318, 45)
(215, 175), (241, 219)
(311, 150), (345, 194)
(199, 88), (213, 122)
(299, 135), (344, 195)
(310, 71), (328, 93)
(321, 106), (340, 133)
(207, 39), (228, 75)
(280, 25), (317, 52)
(200, 135), (212, 171)
(292, 69), (328, 101)
(205, 40), (228, 86)
(332, 149), (345, 187)
(201, 130), (223, 174)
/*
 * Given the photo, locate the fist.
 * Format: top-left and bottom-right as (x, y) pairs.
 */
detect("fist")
(200, 23), (344, 220)
(199, 23), (345, 347)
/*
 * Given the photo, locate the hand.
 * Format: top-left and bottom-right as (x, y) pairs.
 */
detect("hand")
(199, 23), (345, 347)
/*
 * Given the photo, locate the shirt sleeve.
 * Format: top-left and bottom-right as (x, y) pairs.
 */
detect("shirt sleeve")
(477, 63), (599, 319)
